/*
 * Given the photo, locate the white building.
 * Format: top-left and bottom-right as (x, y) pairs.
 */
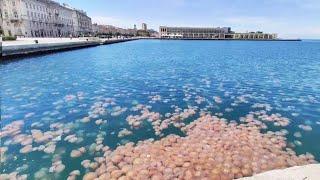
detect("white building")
(1, 0), (28, 37)
(0, 0), (92, 37)
(0, 3), (3, 35)
(159, 26), (277, 40)
(72, 9), (92, 36)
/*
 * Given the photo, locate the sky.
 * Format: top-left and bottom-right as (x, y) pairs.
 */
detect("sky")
(56, 0), (320, 39)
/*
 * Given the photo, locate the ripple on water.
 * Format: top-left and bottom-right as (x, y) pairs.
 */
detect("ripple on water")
(1, 40), (320, 179)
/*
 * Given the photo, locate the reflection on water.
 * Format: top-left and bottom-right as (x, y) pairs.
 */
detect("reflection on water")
(1, 40), (320, 179)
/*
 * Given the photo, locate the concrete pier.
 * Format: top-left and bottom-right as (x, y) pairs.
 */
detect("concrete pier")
(2, 41), (100, 58)
(240, 164), (320, 180)
(100, 38), (140, 45)
(1, 37), (141, 59)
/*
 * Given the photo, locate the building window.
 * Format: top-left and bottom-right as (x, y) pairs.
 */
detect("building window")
(13, 12), (18, 18)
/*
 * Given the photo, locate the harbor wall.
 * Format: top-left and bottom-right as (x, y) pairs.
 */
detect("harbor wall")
(1, 38), (140, 59)
(239, 164), (320, 180)
(2, 41), (100, 58)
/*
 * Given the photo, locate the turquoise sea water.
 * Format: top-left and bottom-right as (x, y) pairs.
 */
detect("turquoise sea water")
(1, 40), (320, 179)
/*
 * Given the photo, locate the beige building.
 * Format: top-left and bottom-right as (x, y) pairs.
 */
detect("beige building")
(159, 26), (277, 40)
(0, 0), (92, 37)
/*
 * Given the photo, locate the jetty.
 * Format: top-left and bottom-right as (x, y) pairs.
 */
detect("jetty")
(1, 37), (143, 59)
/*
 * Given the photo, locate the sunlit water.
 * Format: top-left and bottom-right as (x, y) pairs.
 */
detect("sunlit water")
(1, 40), (320, 179)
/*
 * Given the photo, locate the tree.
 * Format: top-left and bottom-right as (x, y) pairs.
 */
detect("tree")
(136, 30), (150, 37)
(107, 32), (113, 38)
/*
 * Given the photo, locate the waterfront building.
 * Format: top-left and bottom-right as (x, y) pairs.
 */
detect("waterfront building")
(98, 25), (119, 35)
(148, 29), (159, 37)
(0, 0), (92, 37)
(91, 23), (99, 36)
(54, 3), (74, 37)
(124, 28), (137, 36)
(233, 32), (277, 40)
(0, 5), (3, 35)
(136, 29), (149, 37)
(96, 23), (153, 37)
(71, 8), (92, 37)
(142, 23), (147, 31)
(97, 25), (137, 36)
(159, 26), (277, 40)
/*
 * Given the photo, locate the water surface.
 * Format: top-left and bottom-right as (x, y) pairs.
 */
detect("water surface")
(1, 40), (320, 179)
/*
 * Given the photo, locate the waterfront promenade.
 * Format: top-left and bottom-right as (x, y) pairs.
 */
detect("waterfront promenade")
(240, 164), (320, 180)
(1, 37), (145, 59)
(2, 37), (99, 46)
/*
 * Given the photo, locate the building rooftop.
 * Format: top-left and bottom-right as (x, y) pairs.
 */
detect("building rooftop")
(160, 26), (231, 29)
